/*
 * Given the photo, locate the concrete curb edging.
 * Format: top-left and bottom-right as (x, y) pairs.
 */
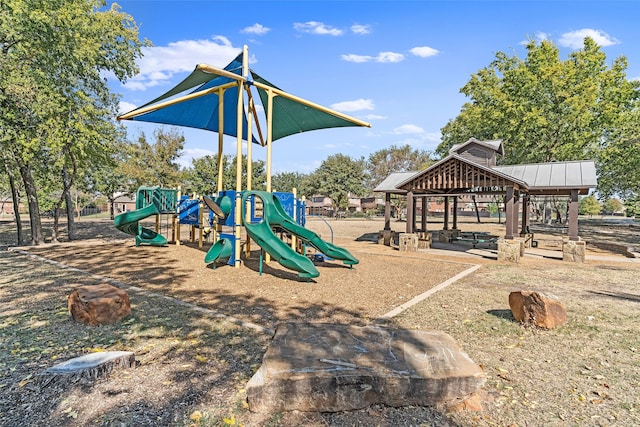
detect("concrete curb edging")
(379, 264), (482, 319)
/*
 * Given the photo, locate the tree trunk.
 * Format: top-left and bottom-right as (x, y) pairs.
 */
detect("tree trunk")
(62, 168), (77, 240)
(15, 156), (44, 244)
(4, 160), (25, 244)
(52, 207), (60, 243)
(109, 195), (115, 220)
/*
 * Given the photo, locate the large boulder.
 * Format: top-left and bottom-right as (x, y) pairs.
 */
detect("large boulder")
(68, 284), (131, 326)
(509, 290), (567, 329)
(246, 323), (486, 413)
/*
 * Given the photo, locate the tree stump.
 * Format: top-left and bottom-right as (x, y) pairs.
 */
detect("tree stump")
(68, 284), (131, 326)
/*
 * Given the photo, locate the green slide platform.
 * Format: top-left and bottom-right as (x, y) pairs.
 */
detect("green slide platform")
(242, 191), (319, 279)
(114, 203), (167, 247)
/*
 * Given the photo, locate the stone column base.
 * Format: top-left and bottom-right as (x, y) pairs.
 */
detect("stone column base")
(399, 233), (418, 252)
(563, 239), (586, 262)
(498, 239), (522, 263)
(417, 231), (431, 249)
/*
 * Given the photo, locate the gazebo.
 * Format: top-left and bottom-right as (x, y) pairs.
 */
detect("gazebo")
(375, 138), (598, 261)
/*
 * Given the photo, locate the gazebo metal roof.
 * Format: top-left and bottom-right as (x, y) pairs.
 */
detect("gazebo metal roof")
(375, 157), (596, 197)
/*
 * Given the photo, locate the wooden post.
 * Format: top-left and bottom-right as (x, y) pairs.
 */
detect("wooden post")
(421, 196), (427, 232)
(406, 191), (414, 233)
(568, 189), (579, 241)
(512, 190), (520, 238)
(443, 197), (449, 230)
(505, 186), (514, 240)
(452, 197), (458, 230)
(521, 195), (530, 234)
(384, 193), (391, 231)
(412, 196), (417, 233)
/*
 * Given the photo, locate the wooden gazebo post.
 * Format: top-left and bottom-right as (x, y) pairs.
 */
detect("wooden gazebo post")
(512, 190), (520, 238)
(384, 193), (391, 231)
(443, 197), (449, 230)
(406, 191), (414, 233)
(568, 189), (579, 241)
(421, 196), (427, 231)
(452, 197), (458, 230)
(505, 186), (514, 240)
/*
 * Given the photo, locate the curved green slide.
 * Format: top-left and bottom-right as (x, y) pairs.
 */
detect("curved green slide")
(114, 203), (167, 247)
(241, 191), (319, 279)
(263, 192), (359, 266)
(204, 237), (233, 265)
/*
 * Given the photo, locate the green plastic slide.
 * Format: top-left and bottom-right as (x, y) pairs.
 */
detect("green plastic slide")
(266, 193), (359, 266)
(204, 237), (233, 265)
(114, 203), (167, 247)
(241, 191), (319, 279)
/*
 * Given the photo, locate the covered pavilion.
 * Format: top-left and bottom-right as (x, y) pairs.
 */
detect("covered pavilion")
(374, 138), (597, 255)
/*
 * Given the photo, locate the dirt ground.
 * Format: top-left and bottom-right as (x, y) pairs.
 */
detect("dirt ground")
(1, 216), (639, 426)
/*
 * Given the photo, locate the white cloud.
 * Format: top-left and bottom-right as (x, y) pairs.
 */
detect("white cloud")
(341, 51), (405, 63)
(241, 23), (270, 35)
(410, 46), (439, 58)
(558, 28), (619, 49)
(351, 24), (371, 35)
(331, 98), (375, 112)
(118, 101), (137, 115)
(341, 54), (373, 63)
(294, 21), (343, 36)
(124, 36), (241, 91)
(393, 124), (424, 135)
(364, 114), (387, 120)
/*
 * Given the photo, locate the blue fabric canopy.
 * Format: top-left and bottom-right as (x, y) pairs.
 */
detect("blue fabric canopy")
(118, 52), (370, 144)
(122, 54), (257, 143)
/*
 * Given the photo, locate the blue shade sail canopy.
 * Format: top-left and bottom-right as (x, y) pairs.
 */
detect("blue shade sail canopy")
(117, 51), (370, 144)
(118, 53), (258, 143)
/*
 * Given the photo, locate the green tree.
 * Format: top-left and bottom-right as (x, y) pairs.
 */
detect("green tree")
(86, 138), (131, 220)
(437, 38), (638, 169)
(272, 171), (312, 197)
(0, 0), (146, 244)
(579, 195), (601, 217)
(624, 195), (640, 218)
(310, 154), (366, 214)
(120, 128), (185, 193)
(602, 198), (623, 214)
(366, 144), (433, 191)
(182, 154), (266, 196)
(596, 108), (640, 199)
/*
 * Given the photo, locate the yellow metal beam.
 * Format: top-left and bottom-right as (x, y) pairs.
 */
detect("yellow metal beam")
(117, 81), (237, 120)
(196, 63), (247, 82)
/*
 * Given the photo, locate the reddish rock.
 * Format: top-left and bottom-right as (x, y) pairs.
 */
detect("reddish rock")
(446, 391), (485, 412)
(68, 284), (131, 326)
(509, 290), (567, 329)
(246, 323), (486, 413)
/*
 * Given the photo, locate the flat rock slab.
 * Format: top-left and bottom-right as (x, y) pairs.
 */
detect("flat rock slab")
(246, 323), (486, 413)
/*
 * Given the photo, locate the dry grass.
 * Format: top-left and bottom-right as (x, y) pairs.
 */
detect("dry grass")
(1, 217), (639, 426)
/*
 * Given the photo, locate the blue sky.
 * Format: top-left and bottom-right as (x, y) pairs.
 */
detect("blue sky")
(109, 0), (640, 174)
